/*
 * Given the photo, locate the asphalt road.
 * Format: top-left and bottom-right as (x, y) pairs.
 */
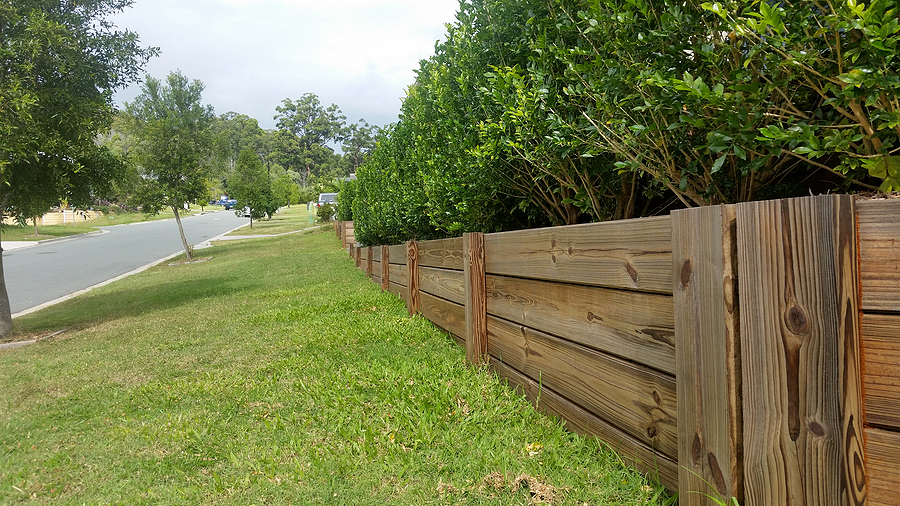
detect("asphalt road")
(3, 211), (248, 315)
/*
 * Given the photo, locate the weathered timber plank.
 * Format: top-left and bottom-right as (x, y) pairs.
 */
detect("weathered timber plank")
(407, 241), (419, 316)
(490, 359), (679, 490)
(389, 263), (408, 287)
(672, 205), (743, 505)
(865, 427), (900, 506)
(418, 237), (464, 270)
(358, 246), (368, 262)
(862, 313), (900, 430)
(387, 281), (408, 303)
(388, 244), (406, 264)
(483, 216), (673, 294)
(420, 291), (466, 339)
(419, 267), (465, 305)
(372, 275), (381, 287)
(487, 315), (678, 459)
(736, 195), (865, 506)
(465, 232), (487, 364)
(857, 199), (900, 312)
(371, 261), (381, 282)
(372, 246), (383, 263)
(486, 274), (675, 375)
(366, 247), (373, 278)
(381, 245), (390, 290)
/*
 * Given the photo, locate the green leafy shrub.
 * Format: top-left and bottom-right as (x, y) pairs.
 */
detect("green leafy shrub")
(316, 202), (334, 222)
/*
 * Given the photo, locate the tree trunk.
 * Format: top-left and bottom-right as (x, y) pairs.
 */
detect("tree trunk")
(33, 216), (39, 236)
(0, 198), (15, 338)
(172, 206), (193, 261)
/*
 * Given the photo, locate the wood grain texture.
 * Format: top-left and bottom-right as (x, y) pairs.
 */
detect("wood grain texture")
(372, 245), (383, 263)
(388, 244), (407, 265)
(673, 205), (743, 505)
(372, 274), (381, 287)
(736, 195), (865, 506)
(857, 199), (900, 312)
(366, 247), (373, 279)
(864, 427), (900, 506)
(483, 216), (673, 294)
(487, 315), (678, 459)
(420, 291), (465, 340)
(419, 267), (465, 305)
(417, 237), (464, 269)
(389, 263), (408, 287)
(387, 281), (408, 302)
(465, 233), (487, 365)
(371, 261), (381, 284)
(381, 245), (390, 290)
(861, 313), (900, 430)
(490, 359), (679, 490)
(486, 274), (675, 375)
(407, 241), (419, 316)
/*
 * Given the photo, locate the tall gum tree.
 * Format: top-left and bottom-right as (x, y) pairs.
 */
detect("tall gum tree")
(126, 71), (214, 261)
(0, 0), (155, 337)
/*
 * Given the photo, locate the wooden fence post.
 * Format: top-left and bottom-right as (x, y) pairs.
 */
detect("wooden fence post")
(366, 246), (373, 279)
(381, 245), (390, 291)
(355, 245), (361, 268)
(407, 240), (419, 316)
(464, 232), (487, 365)
(673, 205), (743, 506)
(736, 195), (865, 506)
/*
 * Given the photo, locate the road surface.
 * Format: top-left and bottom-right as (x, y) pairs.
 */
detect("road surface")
(3, 211), (248, 315)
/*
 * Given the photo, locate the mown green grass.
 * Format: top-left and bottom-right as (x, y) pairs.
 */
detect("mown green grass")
(227, 205), (316, 236)
(0, 230), (674, 505)
(1, 209), (202, 242)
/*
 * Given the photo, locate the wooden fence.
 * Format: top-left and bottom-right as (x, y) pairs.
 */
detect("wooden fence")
(336, 194), (899, 506)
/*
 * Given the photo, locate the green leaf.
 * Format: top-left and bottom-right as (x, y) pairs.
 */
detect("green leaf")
(711, 154), (727, 174)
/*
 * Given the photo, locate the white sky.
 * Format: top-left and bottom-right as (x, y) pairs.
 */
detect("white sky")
(111, 0), (461, 131)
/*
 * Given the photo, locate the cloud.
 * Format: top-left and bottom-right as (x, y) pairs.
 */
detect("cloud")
(111, 0), (459, 129)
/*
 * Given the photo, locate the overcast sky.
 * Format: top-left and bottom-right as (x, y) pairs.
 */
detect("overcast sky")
(111, 0), (461, 131)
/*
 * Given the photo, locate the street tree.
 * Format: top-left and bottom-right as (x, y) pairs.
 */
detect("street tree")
(0, 0), (155, 337)
(229, 149), (275, 227)
(127, 71), (214, 261)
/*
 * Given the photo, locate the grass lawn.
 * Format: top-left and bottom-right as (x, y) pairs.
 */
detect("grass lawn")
(226, 205), (317, 236)
(0, 229), (674, 505)
(1, 209), (203, 242)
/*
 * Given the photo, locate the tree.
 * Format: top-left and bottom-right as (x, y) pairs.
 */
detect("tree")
(342, 119), (377, 172)
(273, 93), (346, 180)
(229, 149), (277, 227)
(0, 0), (154, 336)
(127, 71), (214, 261)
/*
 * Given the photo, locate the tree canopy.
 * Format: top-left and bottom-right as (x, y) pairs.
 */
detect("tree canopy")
(0, 0), (155, 336)
(126, 71), (214, 260)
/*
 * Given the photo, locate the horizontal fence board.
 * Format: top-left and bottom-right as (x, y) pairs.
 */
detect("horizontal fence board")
(419, 291), (466, 339)
(371, 260), (381, 279)
(372, 247), (383, 263)
(389, 263), (408, 287)
(864, 427), (900, 506)
(486, 275), (675, 375)
(420, 267), (465, 306)
(490, 359), (679, 490)
(388, 244), (407, 264)
(372, 275), (381, 286)
(483, 216), (673, 294)
(862, 313), (900, 430)
(417, 237), (464, 270)
(487, 315), (678, 459)
(358, 247), (368, 262)
(388, 281), (408, 302)
(857, 199), (900, 312)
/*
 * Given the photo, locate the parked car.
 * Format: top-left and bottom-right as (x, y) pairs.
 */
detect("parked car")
(243, 206), (251, 217)
(317, 193), (337, 207)
(223, 199), (238, 210)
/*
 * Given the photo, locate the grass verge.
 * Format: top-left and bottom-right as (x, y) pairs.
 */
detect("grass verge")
(225, 205), (316, 236)
(1, 229), (674, 505)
